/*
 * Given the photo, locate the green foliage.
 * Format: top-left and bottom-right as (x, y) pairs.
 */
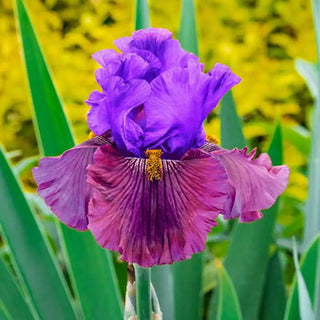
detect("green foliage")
(0, 257), (34, 320)
(173, 253), (203, 320)
(259, 252), (286, 320)
(292, 239), (315, 320)
(220, 91), (247, 149)
(178, 0), (198, 55)
(0, 147), (77, 320)
(135, 0), (150, 30)
(14, 1), (123, 319)
(219, 97), (284, 320)
(14, 0), (74, 157)
(284, 235), (320, 320)
(301, 0), (320, 248)
(216, 263), (243, 320)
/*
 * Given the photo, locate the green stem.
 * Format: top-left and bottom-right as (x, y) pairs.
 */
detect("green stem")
(134, 264), (152, 320)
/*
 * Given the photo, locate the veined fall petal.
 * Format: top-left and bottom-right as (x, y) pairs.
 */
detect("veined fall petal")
(32, 134), (113, 230)
(202, 142), (289, 222)
(86, 145), (228, 267)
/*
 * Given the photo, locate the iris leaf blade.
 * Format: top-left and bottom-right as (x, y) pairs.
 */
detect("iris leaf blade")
(14, 1), (123, 319)
(284, 235), (320, 320)
(259, 252), (286, 320)
(173, 253), (203, 320)
(151, 266), (175, 320)
(0, 256), (35, 320)
(0, 301), (12, 320)
(303, 1), (320, 317)
(295, 59), (319, 100)
(178, 0), (198, 55)
(302, 0), (320, 250)
(292, 238), (315, 320)
(135, 0), (150, 30)
(222, 121), (284, 320)
(0, 147), (77, 320)
(220, 91), (246, 149)
(216, 263), (243, 320)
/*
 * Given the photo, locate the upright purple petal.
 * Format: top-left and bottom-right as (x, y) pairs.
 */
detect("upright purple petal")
(92, 49), (119, 67)
(86, 145), (228, 267)
(32, 135), (113, 230)
(114, 28), (201, 77)
(203, 64), (241, 116)
(103, 76), (151, 156)
(143, 65), (204, 158)
(143, 62), (239, 158)
(114, 28), (172, 52)
(211, 146), (289, 222)
(86, 91), (110, 135)
(94, 53), (150, 84)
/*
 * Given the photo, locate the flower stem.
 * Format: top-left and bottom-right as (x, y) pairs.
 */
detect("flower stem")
(134, 264), (152, 320)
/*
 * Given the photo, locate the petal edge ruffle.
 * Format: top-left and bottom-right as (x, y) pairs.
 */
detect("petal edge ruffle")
(211, 146), (289, 222)
(87, 145), (229, 267)
(32, 135), (112, 230)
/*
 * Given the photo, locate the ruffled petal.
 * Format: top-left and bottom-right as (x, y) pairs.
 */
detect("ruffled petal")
(211, 146), (289, 222)
(86, 91), (110, 135)
(95, 53), (150, 84)
(114, 28), (172, 52)
(87, 53), (151, 138)
(142, 64), (210, 158)
(92, 49), (119, 67)
(104, 76), (151, 156)
(114, 28), (201, 78)
(32, 135), (113, 230)
(143, 65), (203, 158)
(203, 63), (241, 116)
(143, 63), (240, 159)
(86, 145), (228, 267)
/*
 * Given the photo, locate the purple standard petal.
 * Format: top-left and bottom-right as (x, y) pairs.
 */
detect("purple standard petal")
(114, 28), (201, 78)
(210, 146), (289, 222)
(103, 76), (151, 156)
(144, 62), (239, 159)
(114, 28), (172, 52)
(143, 65), (204, 158)
(92, 49), (119, 67)
(87, 53), (150, 136)
(86, 145), (228, 267)
(203, 63), (241, 116)
(95, 53), (150, 84)
(86, 91), (110, 135)
(32, 135), (113, 230)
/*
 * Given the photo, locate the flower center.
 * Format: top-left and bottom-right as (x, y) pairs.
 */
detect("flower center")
(145, 149), (163, 181)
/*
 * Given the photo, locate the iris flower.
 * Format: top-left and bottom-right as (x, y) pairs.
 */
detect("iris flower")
(33, 28), (289, 267)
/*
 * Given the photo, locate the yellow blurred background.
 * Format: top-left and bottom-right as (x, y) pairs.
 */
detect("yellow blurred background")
(0, 0), (316, 233)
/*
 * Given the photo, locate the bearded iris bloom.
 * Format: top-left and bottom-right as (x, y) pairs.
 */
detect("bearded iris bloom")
(33, 28), (289, 267)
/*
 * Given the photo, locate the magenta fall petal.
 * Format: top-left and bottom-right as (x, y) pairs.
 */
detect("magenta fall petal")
(211, 146), (289, 222)
(32, 135), (113, 230)
(86, 145), (228, 267)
